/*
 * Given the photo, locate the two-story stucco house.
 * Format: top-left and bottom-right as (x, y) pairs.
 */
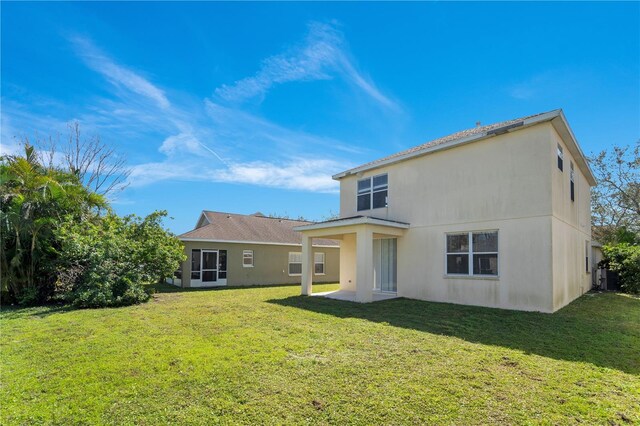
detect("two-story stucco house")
(295, 109), (596, 313)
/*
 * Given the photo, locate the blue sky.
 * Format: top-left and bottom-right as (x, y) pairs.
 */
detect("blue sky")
(2, 2), (638, 233)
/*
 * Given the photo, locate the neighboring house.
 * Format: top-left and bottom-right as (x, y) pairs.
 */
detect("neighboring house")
(173, 211), (339, 287)
(295, 109), (596, 313)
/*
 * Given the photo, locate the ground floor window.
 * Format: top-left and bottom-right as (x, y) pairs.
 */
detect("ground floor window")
(289, 252), (302, 275)
(243, 250), (254, 267)
(314, 252), (325, 275)
(446, 231), (498, 276)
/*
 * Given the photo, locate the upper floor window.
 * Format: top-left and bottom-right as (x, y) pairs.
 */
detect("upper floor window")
(357, 174), (388, 211)
(446, 231), (498, 277)
(570, 162), (575, 202)
(557, 144), (564, 171)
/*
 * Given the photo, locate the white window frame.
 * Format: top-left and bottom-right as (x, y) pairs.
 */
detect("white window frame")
(570, 161), (575, 202)
(357, 173), (388, 211)
(314, 252), (325, 275)
(242, 250), (254, 268)
(288, 252), (302, 276)
(445, 230), (499, 278)
(557, 144), (564, 171)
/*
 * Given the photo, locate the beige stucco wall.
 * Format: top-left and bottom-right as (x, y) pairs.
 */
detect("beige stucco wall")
(339, 234), (357, 292)
(549, 127), (592, 310)
(180, 241), (339, 287)
(397, 216), (554, 312)
(340, 124), (553, 225)
(336, 122), (592, 312)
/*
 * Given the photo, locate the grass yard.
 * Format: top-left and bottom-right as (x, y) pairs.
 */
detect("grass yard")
(1, 284), (639, 425)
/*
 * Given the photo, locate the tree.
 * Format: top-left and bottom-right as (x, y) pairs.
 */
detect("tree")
(600, 243), (640, 294)
(0, 144), (106, 304)
(1, 138), (182, 308)
(590, 141), (640, 243)
(30, 122), (131, 197)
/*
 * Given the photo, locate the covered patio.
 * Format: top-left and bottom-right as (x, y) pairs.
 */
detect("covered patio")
(294, 216), (410, 303)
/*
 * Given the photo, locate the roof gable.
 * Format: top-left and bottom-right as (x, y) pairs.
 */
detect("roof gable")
(334, 109), (596, 186)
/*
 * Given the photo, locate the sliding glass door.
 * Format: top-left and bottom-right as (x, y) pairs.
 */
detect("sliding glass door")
(201, 250), (218, 283)
(374, 238), (397, 292)
(190, 249), (227, 287)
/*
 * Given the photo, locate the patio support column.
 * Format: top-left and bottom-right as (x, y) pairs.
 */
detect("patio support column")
(301, 235), (313, 296)
(355, 227), (374, 303)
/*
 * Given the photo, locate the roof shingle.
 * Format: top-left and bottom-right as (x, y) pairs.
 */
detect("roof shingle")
(179, 211), (339, 246)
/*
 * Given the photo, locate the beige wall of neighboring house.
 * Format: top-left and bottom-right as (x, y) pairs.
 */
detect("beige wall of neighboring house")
(176, 211), (340, 288)
(298, 110), (595, 313)
(179, 241), (339, 287)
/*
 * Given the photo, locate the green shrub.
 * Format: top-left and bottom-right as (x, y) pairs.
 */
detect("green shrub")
(601, 243), (640, 294)
(56, 212), (185, 308)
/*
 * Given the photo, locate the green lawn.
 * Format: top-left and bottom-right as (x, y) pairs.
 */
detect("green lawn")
(2, 284), (639, 425)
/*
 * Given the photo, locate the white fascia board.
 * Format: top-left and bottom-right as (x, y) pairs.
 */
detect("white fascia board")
(553, 111), (597, 186)
(179, 238), (338, 248)
(294, 216), (410, 232)
(195, 210), (211, 229)
(332, 110), (563, 180)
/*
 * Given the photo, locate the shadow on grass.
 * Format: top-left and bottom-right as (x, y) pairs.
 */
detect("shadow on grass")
(268, 292), (640, 375)
(0, 303), (73, 320)
(148, 282), (337, 294)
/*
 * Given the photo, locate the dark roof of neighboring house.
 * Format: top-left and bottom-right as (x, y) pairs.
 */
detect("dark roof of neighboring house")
(333, 109), (598, 184)
(179, 211), (339, 247)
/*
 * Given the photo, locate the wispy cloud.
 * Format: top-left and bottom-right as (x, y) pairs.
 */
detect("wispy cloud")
(69, 32), (357, 192)
(70, 35), (171, 109)
(214, 21), (399, 111)
(3, 23), (391, 196)
(128, 157), (344, 193)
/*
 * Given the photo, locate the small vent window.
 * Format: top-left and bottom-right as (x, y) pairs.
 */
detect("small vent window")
(570, 162), (575, 202)
(557, 144), (564, 171)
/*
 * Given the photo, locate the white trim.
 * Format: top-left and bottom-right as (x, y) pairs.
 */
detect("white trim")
(333, 109), (597, 186)
(195, 210), (211, 229)
(554, 110), (597, 185)
(294, 216), (410, 232)
(179, 238), (338, 248)
(557, 143), (564, 171)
